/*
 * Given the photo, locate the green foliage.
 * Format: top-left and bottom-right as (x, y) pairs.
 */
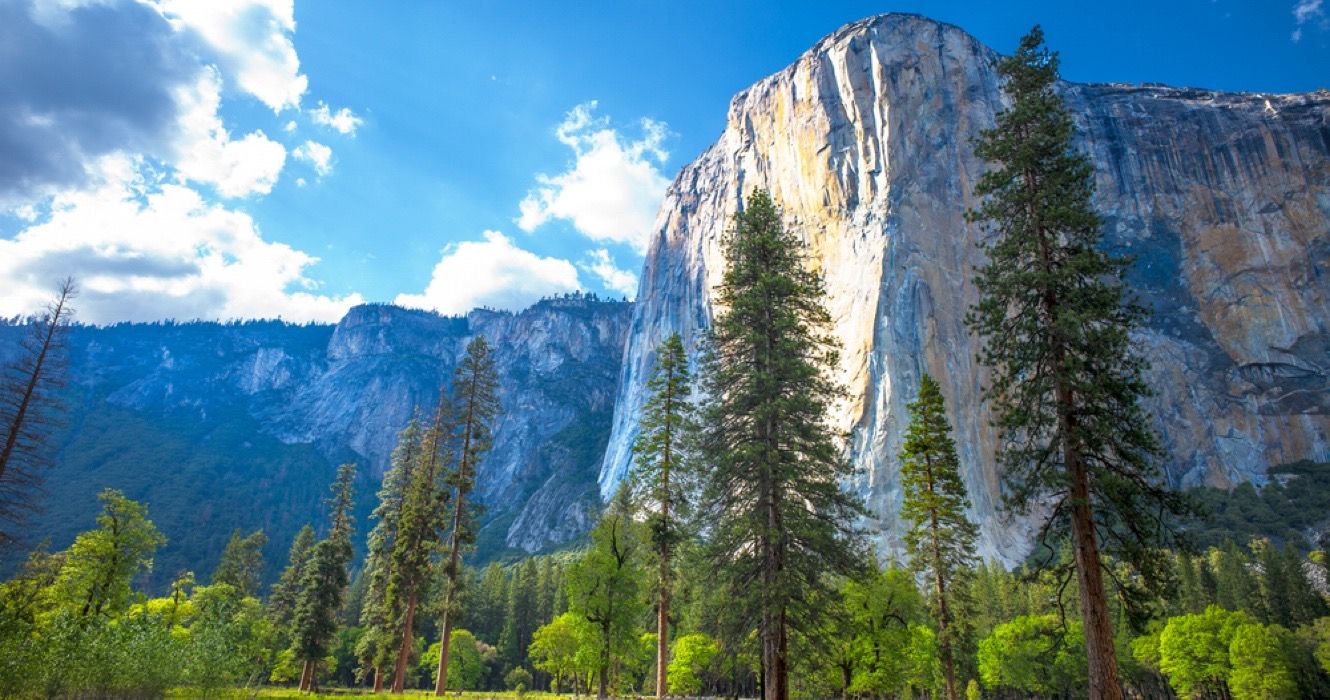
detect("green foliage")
(268, 524), (314, 643)
(1228, 622), (1299, 700)
(505, 665), (533, 693)
(529, 611), (592, 691)
(978, 614), (1087, 697)
(1157, 605), (1252, 697)
(668, 633), (718, 695)
(1182, 461), (1330, 550)
(51, 488), (165, 619)
(426, 629), (487, 690)
(211, 528), (267, 598)
(564, 488), (648, 697)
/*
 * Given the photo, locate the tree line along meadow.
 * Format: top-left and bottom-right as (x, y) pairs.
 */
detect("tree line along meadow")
(2, 26), (1330, 700)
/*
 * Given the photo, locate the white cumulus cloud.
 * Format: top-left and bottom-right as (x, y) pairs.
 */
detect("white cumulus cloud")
(580, 248), (638, 298)
(0, 157), (362, 324)
(293, 140), (334, 177)
(310, 101), (363, 135)
(394, 231), (581, 315)
(517, 101), (670, 253)
(172, 70), (287, 197)
(153, 0), (307, 111)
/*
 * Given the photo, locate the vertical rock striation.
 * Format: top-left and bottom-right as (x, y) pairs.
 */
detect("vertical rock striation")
(600, 13), (1330, 561)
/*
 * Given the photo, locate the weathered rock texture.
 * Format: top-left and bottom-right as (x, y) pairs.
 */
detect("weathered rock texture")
(600, 13), (1330, 560)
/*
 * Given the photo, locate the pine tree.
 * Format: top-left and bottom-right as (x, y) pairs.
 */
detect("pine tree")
(388, 400), (452, 692)
(434, 336), (501, 695)
(475, 561), (508, 644)
(499, 559), (539, 675)
(695, 189), (865, 700)
(290, 463), (357, 692)
(565, 487), (648, 700)
(0, 278), (75, 543)
(211, 528), (267, 598)
(898, 374), (978, 700)
(965, 26), (1187, 700)
(269, 524), (316, 638)
(629, 332), (694, 700)
(356, 416), (422, 691)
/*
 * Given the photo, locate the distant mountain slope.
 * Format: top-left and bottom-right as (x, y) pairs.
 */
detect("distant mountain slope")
(0, 295), (631, 588)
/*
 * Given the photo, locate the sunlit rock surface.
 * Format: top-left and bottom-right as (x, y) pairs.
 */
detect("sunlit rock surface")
(600, 13), (1330, 561)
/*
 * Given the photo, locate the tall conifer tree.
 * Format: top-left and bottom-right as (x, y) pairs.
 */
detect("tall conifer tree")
(898, 374), (977, 700)
(290, 463), (356, 692)
(696, 190), (864, 700)
(269, 524), (316, 640)
(356, 416), (421, 691)
(434, 336), (501, 695)
(965, 26), (1187, 699)
(629, 332), (693, 700)
(388, 400), (452, 692)
(211, 528), (267, 598)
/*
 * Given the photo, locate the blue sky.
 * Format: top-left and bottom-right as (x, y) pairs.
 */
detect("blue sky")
(0, 0), (1326, 323)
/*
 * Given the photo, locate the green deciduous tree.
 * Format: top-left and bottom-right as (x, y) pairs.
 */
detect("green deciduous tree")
(52, 488), (165, 620)
(211, 528), (267, 598)
(898, 374), (978, 700)
(966, 26), (1188, 700)
(435, 335), (501, 695)
(668, 633), (718, 696)
(630, 332), (694, 700)
(566, 489), (648, 699)
(290, 463), (356, 692)
(1228, 622), (1298, 700)
(530, 611), (593, 693)
(978, 614), (1087, 697)
(696, 189), (864, 700)
(1157, 605), (1252, 698)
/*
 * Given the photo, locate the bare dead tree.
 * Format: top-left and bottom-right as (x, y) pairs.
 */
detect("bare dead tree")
(0, 277), (77, 545)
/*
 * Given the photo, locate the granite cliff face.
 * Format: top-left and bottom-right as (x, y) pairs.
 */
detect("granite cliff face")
(1, 295), (630, 584)
(600, 14), (1330, 560)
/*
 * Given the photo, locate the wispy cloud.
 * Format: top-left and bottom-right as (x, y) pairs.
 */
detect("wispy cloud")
(579, 248), (638, 298)
(1292, 0), (1326, 41)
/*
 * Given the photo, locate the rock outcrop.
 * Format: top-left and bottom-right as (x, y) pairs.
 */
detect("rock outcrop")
(600, 13), (1330, 560)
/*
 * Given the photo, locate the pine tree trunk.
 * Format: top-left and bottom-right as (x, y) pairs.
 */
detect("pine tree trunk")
(928, 462), (959, 700)
(391, 592), (418, 693)
(656, 437), (671, 700)
(433, 491), (467, 695)
(1069, 452), (1123, 700)
(434, 599), (457, 694)
(298, 659), (313, 693)
(373, 667), (384, 693)
(0, 282), (69, 482)
(656, 584), (669, 699)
